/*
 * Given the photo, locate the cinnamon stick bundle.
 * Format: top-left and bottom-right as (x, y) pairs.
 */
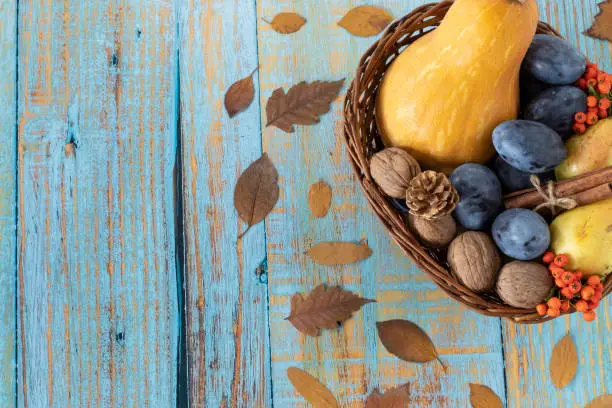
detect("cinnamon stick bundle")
(504, 166), (612, 209)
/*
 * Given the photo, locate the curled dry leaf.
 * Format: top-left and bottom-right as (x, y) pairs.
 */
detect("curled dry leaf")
(265, 12), (307, 34)
(338, 6), (393, 37)
(305, 241), (372, 265)
(287, 367), (339, 408)
(308, 180), (332, 218)
(365, 383), (410, 408)
(234, 153), (279, 239)
(550, 333), (578, 389)
(266, 79), (345, 133)
(585, 395), (612, 408)
(224, 67), (258, 118)
(468, 383), (503, 408)
(376, 320), (445, 369)
(286, 284), (374, 336)
(585, 0), (612, 43)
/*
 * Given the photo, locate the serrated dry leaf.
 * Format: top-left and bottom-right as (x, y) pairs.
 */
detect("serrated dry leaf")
(585, 395), (612, 408)
(469, 384), (503, 408)
(586, 0), (612, 43)
(225, 67), (258, 118)
(376, 320), (445, 369)
(265, 12), (307, 34)
(266, 79), (344, 133)
(234, 153), (279, 239)
(365, 383), (411, 408)
(305, 241), (372, 265)
(338, 6), (393, 37)
(550, 333), (578, 389)
(287, 367), (339, 408)
(286, 284), (374, 336)
(308, 180), (332, 218)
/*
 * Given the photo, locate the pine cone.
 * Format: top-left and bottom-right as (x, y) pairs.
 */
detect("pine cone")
(406, 171), (459, 219)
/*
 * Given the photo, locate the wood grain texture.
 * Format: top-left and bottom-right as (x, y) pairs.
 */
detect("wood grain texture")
(257, 1), (505, 407)
(502, 3), (612, 408)
(17, 1), (178, 406)
(178, 0), (272, 406)
(0, 0), (17, 406)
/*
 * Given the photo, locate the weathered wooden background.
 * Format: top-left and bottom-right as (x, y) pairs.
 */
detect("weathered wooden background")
(0, 0), (610, 407)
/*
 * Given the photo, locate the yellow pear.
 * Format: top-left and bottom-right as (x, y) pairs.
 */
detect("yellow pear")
(550, 199), (612, 276)
(376, 0), (538, 172)
(555, 118), (612, 180)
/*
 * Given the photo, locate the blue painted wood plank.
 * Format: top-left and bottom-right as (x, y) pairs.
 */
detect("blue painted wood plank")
(178, 0), (271, 406)
(257, 1), (505, 406)
(0, 1), (17, 406)
(17, 1), (178, 406)
(503, 2), (612, 408)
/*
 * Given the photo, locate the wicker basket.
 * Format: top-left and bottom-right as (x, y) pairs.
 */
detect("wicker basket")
(342, 1), (611, 323)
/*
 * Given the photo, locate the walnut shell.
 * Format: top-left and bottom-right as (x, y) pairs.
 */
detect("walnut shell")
(370, 147), (421, 198)
(408, 214), (457, 248)
(496, 262), (553, 308)
(448, 232), (501, 293)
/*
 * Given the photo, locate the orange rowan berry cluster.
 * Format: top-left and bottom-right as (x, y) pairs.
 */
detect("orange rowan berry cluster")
(536, 251), (604, 322)
(573, 62), (612, 134)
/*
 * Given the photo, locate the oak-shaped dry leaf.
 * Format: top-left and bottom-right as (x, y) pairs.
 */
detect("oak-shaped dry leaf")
(234, 153), (279, 239)
(469, 384), (503, 408)
(224, 67), (258, 118)
(266, 79), (345, 133)
(365, 383), (410, 408)
(550, 333), (578, 389)
(286, 284), (374, 337)
(338, 6), (393, 37)
(308, 180), (332, 218)
(305, 241), (372, 265)
(376, 320), (445, 369)
(265, 12), (307, 34)
(585, 394), (612, 408)
(287, 367), (339, 408)
(586, 0), (612, 43)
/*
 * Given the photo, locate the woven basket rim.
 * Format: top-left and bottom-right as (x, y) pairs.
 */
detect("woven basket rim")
(342, 1), (611, 324)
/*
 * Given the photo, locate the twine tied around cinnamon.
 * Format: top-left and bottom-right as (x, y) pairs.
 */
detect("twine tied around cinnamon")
(530, 175), (578, 216)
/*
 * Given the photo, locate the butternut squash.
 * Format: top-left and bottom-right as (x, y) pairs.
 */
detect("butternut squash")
(376, 0), (539, 173)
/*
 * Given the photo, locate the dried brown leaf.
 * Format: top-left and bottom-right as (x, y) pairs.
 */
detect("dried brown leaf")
(266, 79), (344, 133)
(550, 333), (578, 389)
(286, 284), (374, 337)
(376, 320), (445, 369)
(266, 12), (307, 34)
(469, 384), (503, 408)
(224, 67), (258, 118)
(586, 0), (612, 43)
(234, 153), (279, 239)
(365, 383), (411, 408)
(585, 395), (612, 408)
(287, 367), (339, 407)
(305, 241), (372, 265)
(308, 180), (332, 218)
(338, 6), (393, 37)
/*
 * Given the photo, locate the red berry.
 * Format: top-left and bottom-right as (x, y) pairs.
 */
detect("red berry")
(586, 62), (599, 71)
(542, 251), (555, 264)
(581, 286), (595, 300)
(583, 310), (597, 322)
(588, 107), (599, 114)
(561, 271), (574, 283)
(548, 307), (561, 318)
(568, 280), (582, 294)
(561, 287), (574, 299)
(587, 275), (601, 286)
(589, 299), (601, 310)
(588, 78), (598, 88)
(586, 67), (598, 79)
(547, 297), (562, 309)
(595, 283), (604, 293)
(560, 300), (570, 313)
(587, 112), (599, 125)
(598, 98), (611, 110)
(598, 72), (608, 83)
(536, 303), (548, 316)
(572, 123), (586, 134)
(553, 254), (569, 267)
(577, 78), (588, 90)
(575, 300), (589, 312)
(587, 96), (598, 107)
(599, 109), (609, 119)
(574, 112), (587, 124)
(574, 271), (584, 280)
(599, 81), (611, 94)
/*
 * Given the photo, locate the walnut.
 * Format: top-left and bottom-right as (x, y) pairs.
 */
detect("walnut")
(408, 214), (457, 248)
(496, 262), (553, 308)
(448, 232), (501, 293)
(369, 147), (421, 198)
